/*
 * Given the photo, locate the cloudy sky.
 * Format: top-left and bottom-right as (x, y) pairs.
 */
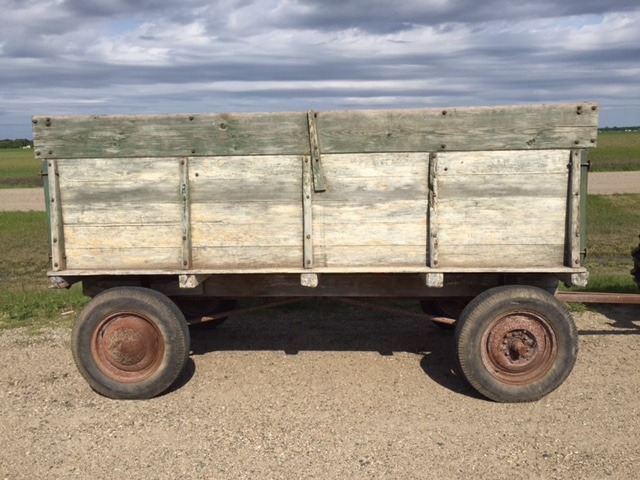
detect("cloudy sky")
(1, 0), (639, 138)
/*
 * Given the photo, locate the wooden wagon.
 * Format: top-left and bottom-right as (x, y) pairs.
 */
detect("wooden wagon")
(33, 102), (599, 401)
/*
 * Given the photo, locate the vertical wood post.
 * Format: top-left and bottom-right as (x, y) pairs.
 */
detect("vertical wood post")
(302, 156), (313, 268)
(47, 159), (66, 271)
(428, 152), (439, 268)
(180, 157), (192, 269)
(566, 150), (582, 267)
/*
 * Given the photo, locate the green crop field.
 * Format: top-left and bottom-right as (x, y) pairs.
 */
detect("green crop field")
(0, 148), (42, 188)
(589, 131), (640, 172)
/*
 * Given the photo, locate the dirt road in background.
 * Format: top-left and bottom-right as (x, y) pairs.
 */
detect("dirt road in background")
(1, 172), (640, 212)
(0, 302), (638, 479)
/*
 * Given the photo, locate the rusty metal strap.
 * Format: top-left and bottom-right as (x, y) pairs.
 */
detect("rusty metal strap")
(556, 291), (640, 304)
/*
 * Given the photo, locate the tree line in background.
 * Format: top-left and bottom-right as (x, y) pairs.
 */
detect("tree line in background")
(0, 139), (33, 149)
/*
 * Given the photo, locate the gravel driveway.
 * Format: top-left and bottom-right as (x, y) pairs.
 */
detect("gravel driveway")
(1, 301), (639, 479)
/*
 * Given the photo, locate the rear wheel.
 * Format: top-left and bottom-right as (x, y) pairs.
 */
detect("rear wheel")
(72, 287), (190, 399)
(456, 285), (577, 403)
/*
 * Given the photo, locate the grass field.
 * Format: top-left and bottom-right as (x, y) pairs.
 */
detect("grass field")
(0, 148), (42, 188)
(0, 212), (87, 330)
(589, 131), (640, 172)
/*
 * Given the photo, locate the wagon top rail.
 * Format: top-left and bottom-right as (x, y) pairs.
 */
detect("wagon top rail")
(32, 103), (599, 160)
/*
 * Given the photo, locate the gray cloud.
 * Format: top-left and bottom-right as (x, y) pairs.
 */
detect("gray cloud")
(0, 0), (639, 137)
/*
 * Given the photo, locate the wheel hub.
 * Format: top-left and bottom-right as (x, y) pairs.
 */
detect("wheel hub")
(92, 313), (164, 383)
(482, 312), (557, 385)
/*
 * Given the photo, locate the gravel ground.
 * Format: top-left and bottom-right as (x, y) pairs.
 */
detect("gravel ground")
(1, 172), (640, 212)
(0, 301), (639, 479)
(1, 174), (638, 478)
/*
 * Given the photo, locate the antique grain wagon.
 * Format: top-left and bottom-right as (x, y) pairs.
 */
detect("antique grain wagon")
(32, 103), (599, 402)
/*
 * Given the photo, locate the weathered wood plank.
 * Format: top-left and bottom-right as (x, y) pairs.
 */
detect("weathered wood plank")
(55, 158), (181, 184)
(313, 221), (426, 247)
(312, 200), (427, 224)
(33, 104), (598, 160)
(62, 202), (182, 225)
(437, 245), (565, 268)
(57, 158), (182, 219)
(437, 150), (571, 175)
(191, 203), (300, 225)
(434, 149), (570, 269)
(317, 104), (598, 153)
(192, 246), (303, 269)
(438, 174), (567, 198)
(65, 248), (182, 270)
(64, 224), (180, 249)
(33, 112), (309, 159)
(189, 156), (302, 203)
(314, 245), (427, 267)
(311, 152), (428, 268)
(192, 222), (302, 247)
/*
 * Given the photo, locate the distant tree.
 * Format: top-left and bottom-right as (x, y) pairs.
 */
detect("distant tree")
(0, 139), (34, 148)
(599, 126), (640, 132)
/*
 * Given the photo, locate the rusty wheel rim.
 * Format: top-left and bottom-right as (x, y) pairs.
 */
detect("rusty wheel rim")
(481, 310), (557, 385)
(91, 313), (164, 383)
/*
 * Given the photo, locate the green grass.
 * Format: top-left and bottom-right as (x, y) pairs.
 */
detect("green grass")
(0, 148), (42, 188)
(581, 194), (640, 292)
(0, 212), (88, 330)
(589, 131), (640, 172)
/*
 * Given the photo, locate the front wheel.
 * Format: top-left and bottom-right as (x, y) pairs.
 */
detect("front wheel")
(455, 285), (577, 403)
(72, 287), (190, 399)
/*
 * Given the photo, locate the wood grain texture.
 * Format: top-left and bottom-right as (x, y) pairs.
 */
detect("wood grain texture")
(434, 150), (570, 268)
(189, 155), (303, 269)
(33, 103), (599, 160)
(313, 153), (428, 267)
(33, 112), (309, 159)
(316, 103), (598, 153)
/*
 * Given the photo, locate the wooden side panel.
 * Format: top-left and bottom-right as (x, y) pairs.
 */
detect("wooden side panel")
(317, 103), (598, 153)
(57, 158), (183, 270)
(33, 112), (309, 159)
(435, 150), (570, 268)
(313, 153), (429, 267)
(189, 156), (303, 269)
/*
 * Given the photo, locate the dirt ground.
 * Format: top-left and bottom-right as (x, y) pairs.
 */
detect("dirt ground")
(0, 301), (638, 479)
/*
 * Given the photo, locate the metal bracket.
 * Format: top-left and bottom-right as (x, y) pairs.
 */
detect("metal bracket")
(307, 110), (326, 193)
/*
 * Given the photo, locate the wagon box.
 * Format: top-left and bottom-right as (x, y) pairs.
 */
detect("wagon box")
(32, 102), (599, 402)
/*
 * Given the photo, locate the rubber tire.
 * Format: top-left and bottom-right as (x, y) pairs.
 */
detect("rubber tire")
(72, 287), (190, 400)
(420, 299), (469, 330)
(455, 285), (578, 403)
(173, 298), (237, 330)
